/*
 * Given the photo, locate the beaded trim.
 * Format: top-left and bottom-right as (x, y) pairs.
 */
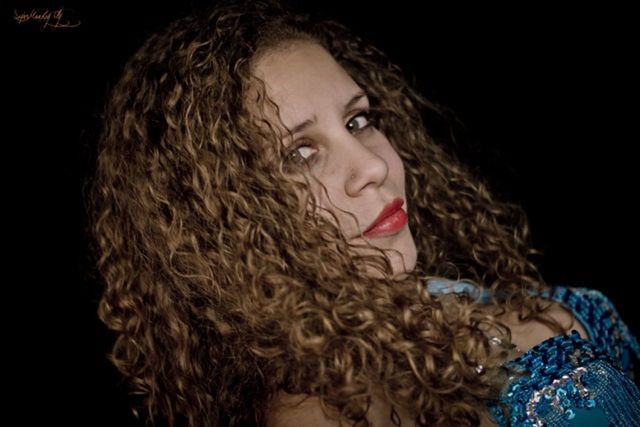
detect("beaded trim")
(425, 280), (640, 426)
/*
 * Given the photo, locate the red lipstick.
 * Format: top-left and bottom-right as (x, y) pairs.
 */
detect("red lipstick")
(363, 197), (408, 238)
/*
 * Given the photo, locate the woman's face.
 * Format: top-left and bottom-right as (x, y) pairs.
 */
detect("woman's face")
(250, 40), (417, 277)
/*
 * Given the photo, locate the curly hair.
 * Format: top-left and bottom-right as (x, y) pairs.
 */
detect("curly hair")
(87, 0), (571, 425)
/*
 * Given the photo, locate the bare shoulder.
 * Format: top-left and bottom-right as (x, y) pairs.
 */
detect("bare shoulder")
(266, 389), (417, 427)
(497, 298), (590, 353)
(266, 391), (341, 427)
(545, 299), (590, 340)
(267, 390), (499, 427)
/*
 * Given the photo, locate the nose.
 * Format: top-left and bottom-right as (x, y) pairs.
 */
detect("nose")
(340, 133), (389, 196)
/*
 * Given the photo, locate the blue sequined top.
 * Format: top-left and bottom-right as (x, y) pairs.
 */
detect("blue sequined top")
(426, 279), (640, 427)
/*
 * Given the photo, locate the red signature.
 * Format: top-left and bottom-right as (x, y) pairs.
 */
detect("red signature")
(14, 7), (81, 30)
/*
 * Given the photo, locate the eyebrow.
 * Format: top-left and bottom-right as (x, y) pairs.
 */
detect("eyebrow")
(285, 91), (368, 137)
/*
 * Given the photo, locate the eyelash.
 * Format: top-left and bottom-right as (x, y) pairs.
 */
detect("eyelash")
(286, 110), (376, 164)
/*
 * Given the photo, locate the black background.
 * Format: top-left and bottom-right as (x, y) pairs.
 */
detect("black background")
(7, 1), (638, 425)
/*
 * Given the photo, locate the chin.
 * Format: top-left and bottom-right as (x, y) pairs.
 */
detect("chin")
(392, 253), (416, 278)
(361, 251), (415, 280)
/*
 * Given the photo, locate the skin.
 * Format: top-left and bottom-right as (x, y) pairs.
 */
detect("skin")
(249, 40), (417, 278)
(249, 40), (590, 427)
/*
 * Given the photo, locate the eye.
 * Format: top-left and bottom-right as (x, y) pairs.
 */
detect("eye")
(346, 111), (374, 133)
(285, 139), (317, 166)
(284, 111), (376, 166)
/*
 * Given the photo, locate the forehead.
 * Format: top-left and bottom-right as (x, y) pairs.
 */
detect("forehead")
(249, 41), (363, 128)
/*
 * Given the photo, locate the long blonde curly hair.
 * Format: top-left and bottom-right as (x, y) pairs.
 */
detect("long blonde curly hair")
(87, 0), (570, 425)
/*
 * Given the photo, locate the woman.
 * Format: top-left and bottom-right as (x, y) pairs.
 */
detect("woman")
(88, 0), (640, 425)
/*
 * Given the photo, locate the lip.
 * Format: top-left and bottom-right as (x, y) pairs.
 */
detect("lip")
(362, 197), (407, 237)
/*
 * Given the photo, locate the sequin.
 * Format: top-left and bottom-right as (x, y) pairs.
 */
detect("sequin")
(425, 282), (640, 426)
(482, 286), (640, 426)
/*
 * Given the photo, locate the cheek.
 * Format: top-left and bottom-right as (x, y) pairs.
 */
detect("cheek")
(395, 154), (405, 180)
(294, 186), (314, 215)
(383, 142), (405, 183)
(293, 181), (326, 219)
(294, 183), (349, 233)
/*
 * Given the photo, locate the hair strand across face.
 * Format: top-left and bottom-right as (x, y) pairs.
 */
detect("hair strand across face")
(87, 1), (566, 426)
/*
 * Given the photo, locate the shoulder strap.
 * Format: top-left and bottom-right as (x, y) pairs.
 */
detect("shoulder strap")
(425, 279), (640, 378)
(548, 285), (640, 378)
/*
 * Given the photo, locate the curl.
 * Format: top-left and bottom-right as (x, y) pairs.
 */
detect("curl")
(86, 1), (569, 426)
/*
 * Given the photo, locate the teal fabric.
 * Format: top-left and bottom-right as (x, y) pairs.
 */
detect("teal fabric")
(426, 279), (640, 426)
